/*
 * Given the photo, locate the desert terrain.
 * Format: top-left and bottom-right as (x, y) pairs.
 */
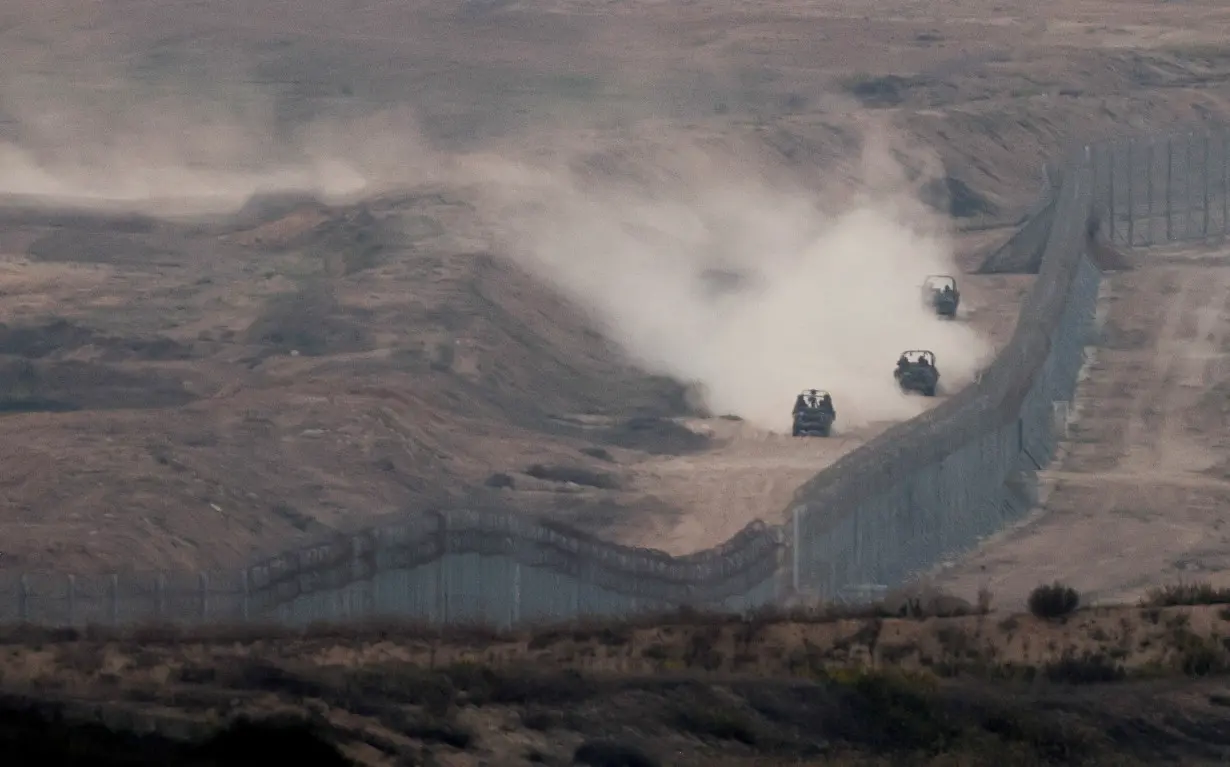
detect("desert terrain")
(0, 0), (1061, 574)
(5, 0), (1230, 578)
(4, 0), (1230, 764)
(0, 1), (1221, 579)
(936, 242), (1230, 608)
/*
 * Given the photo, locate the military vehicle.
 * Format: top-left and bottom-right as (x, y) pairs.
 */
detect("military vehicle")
(894, 350), (940, 397)
(921, 274), (960, 319)
(791, 389), (836, 437)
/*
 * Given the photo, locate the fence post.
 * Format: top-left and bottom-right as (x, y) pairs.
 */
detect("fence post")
(477, 554), (488, 629)
(437, 511), (449, 625)
(199, 572), (209, 623)
(66, 575), (76, 627)
(1166, 137), (1174, 241)
(155, 573), (166, 620)
(572, 564), (581, 621)
(510, 561), (521, 630)
(360, 531), (376, 619)
(1089, 145), (1100, 213)
(1146, 141), (1155, 246)
(1107, 143), (1116, 242)
(1186, 133), (1195, 238)
(1092, 144), (1102, 202)
(1204, 133), (1212, 238)
(241, 569), (250, 623)
(1052, 402), (1071, 441)
(1224, 132), (1229, 237)
(369, 563), (379, 620)
(1127, 139), (1136, 246)
(792, 505), (802, 596)
(17, 574), (28, 622)
(110, 574), (119, 626)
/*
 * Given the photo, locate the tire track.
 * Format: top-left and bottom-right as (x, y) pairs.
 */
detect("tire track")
(621, 418), (901, 555)
(1119, 267), (1197, 473)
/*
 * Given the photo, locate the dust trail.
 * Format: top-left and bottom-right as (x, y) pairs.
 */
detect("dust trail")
(464, 124), (994, 431)
(0, 66), (993, 431)
(0, 73), (444, 216)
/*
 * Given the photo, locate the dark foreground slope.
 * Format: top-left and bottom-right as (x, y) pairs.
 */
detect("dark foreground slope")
(5, 662), (1230, 767)
(5, 598), (1230, 766)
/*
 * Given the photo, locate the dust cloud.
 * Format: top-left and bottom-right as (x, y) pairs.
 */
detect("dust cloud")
(0, 74), (444, 216)
(0, 68), (993, 431)
(464, 125), (994, 431)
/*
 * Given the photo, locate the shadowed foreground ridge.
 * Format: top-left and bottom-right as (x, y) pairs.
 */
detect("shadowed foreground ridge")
(0, 701), (350, 766)
(0, 676), (1207, 767)
(0, 659), (1223, 766)
(4, 585), (1230, 766)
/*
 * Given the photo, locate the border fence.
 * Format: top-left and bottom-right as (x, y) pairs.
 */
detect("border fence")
(1, 129), (1222, 628)
(1096, 132), (1230, 248)
(789, 153), (1101, 600)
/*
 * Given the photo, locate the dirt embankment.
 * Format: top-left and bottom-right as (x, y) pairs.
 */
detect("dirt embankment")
(0, 195), (715, 573)
(4, 0), (1230, 574)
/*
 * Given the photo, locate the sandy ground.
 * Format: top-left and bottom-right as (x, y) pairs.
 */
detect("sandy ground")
(935, 244), (1230, 608)
(1, 0), (1229, 573)
(618, 418), (891, 553)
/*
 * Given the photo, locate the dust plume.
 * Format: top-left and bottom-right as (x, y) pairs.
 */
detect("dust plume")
(0, 72), (443, 216)
(0, 65), (993, 432)
(465, 124), (994, 432)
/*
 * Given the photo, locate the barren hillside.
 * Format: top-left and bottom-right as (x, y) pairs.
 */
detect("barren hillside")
(0, 0), (1228, 573)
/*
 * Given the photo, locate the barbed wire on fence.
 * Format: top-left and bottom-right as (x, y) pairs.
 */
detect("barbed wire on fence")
(0, 130), (1220, 628)
(0, 510), (785, 628)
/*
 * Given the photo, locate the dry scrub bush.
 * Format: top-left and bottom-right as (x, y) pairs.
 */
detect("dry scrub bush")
(1143, 581), (1230, 607)
(976, 585), (994, 615)
(573, 740), (661, 767)
(1027, 582), (1079, 620)
(1042, 652), (1126, 684)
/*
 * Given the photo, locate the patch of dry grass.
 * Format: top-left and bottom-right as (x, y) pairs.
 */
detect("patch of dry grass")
(1141, 581), (1230, 608)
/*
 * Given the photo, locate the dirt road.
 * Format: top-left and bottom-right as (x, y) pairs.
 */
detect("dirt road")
(620, 417), (899, 554)
(934, 247), (1230, 608)
(607, 227), (1018, 555)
